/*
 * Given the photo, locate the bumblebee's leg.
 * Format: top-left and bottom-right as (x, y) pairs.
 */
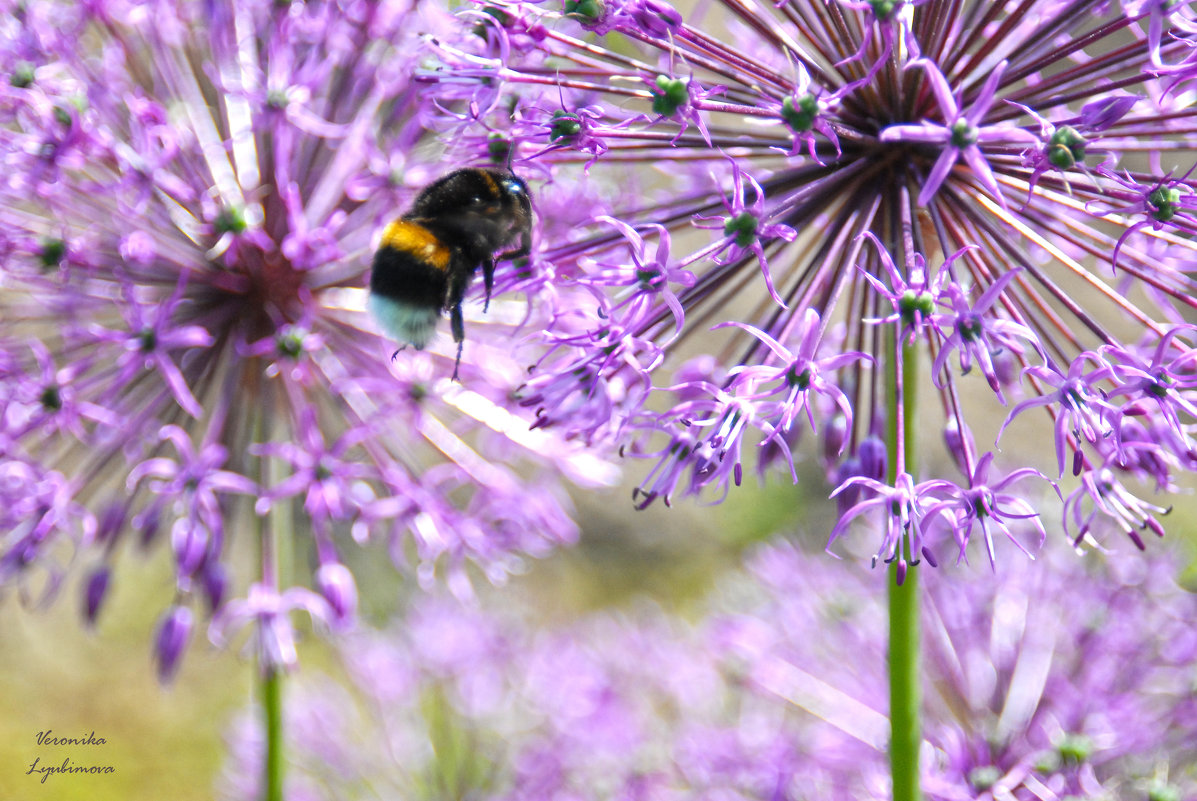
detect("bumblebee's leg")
(444, 259), (472, 380)
(486, 231), (531, 313)
(482, 257), (495, 313)
(449, 300), (465, 381)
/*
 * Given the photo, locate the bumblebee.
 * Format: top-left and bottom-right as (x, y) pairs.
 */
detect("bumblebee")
(368, 167), (533, 378)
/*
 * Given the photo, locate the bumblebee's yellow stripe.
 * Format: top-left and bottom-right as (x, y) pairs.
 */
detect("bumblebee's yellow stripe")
(479, 170), (499, 197)
(380, 221), (451, 271)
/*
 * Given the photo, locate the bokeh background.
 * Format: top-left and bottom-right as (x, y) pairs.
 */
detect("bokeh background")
(2, 449), (1195, 800)
(0, 458), (806, 800)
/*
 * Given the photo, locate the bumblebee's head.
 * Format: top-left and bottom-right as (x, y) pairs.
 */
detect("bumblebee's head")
(409, 168), (533, 252)
(495, 172), (533, 238)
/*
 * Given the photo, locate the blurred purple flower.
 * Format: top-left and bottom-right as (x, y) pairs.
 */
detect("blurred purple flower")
(727, 540), (1197, 801)
(210, 583), (333, 671)
(218, 541), (1197, 800)
(0, 0), (616, 677)
(420, 0), (1197, 564)
(82, 564), (109, 626)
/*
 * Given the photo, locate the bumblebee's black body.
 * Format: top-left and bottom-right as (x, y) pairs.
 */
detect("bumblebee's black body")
(369, 168), (533, 377)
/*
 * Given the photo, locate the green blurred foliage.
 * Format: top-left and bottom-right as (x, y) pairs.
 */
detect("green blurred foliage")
(0, 547), (250, 801)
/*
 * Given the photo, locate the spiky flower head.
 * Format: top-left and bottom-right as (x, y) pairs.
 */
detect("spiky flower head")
(424, 0), (1197, 570)
(0, 0), (613, 677)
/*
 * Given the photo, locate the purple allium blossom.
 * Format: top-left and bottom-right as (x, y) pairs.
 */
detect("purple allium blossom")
(217, 541), (1197, 800)
(423, 0), (1197, 565)
(0, 0), (615, 676)
(880, 60), (1038, 207)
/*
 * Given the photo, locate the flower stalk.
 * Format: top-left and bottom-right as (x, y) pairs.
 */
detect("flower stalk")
(888, 334), (922, 801)
(262, 666), (284, 801)
(260, 407), (285, 801)
(889, 559), (921, 801)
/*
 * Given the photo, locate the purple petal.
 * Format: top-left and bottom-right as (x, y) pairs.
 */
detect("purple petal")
(913, 59), (961, 119)
(965, 60), (1008, 125)
(1080, 95), (1138, 131)
(919, 147), (959, 206)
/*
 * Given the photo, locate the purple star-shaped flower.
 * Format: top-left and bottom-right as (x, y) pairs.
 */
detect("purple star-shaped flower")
(252, 410), (375, 534)
(1064, 465), (1170, 550)
(857, 231), (952, 345)
(999, 353), (1123, 476)
(829, 469), (940, 583)
(128, 425), (257, 577)
(88, 275), (214, 418)
(881, 60), (1037, 207)
(719, 309), (869, 478)
(1102, 325), (1197, 459)
(585, 217), (696, 342)
(921, 452), (1053, 568)
(930, 268), (1039, 403)
(693, 161), (796, 309)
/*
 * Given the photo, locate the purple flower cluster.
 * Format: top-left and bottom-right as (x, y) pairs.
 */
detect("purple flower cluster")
(727, 540), (1197, 800)
(423, 0), (1197, 567)
(217, 542), (1197, 800)
(0, 0), (614, 678)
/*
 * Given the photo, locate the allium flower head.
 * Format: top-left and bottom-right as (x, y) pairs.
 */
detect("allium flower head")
(425, 0), (1197, 564)
(0, 0), (614, 675)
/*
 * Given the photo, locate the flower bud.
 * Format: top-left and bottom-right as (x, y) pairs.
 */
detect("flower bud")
(316, 563), (358, 628)
(202, 563), (228, 613)
(83, 566), (110, 627)
(858, 435), (887, 482)
(154, 606), (193, 683)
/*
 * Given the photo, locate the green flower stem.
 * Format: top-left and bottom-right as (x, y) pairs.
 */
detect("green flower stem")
(258, 400), (287, 801)
(263, 666), (284, 801)
(887, 337), (922, 801)
(889, 551), (921, 801)
(261, 519), (286, 801)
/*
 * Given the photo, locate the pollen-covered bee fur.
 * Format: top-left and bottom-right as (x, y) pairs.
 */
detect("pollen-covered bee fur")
(368, 167), (533, 380)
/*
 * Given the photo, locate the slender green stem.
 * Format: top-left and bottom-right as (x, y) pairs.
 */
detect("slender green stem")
(256, 396), (286, 801)
(887, 335), (922, 801)
(888, 555), (921, 801)
(263, 666), (284, 801)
